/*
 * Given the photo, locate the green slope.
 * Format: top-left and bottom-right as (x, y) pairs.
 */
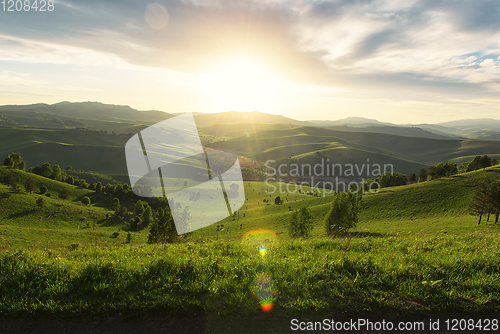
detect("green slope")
(208, 126), (500, 173)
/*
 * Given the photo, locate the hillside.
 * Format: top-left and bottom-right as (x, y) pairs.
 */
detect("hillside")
(0, 166), (153, 250)
(0, 128), (130, 174)
(2, 163), (499, 251)
(207, 126), (500, 175)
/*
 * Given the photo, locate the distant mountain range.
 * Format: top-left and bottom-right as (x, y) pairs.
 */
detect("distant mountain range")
(308, 117), (500, 141)
(1, 102), (499, 176)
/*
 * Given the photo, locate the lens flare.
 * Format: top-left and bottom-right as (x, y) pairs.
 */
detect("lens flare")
(259, 246), (267, 257)
(251, 271), (276, 312)
(243, 229), (278, 312)
(242, 229), (278, 244)
(145, 3), (169, 30)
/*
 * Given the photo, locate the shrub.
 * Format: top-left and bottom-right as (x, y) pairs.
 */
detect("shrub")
(68, 243), (79, 251)
(110, 197), (120, 213)
(25, 178), (36, 194)
(45, 192), (52, 197)
(126, 232), (132, 243)
(40, 186), (48, 194)
(81, 196), (91, 206)
(111, 232), (120, 238)
(288, 206), (314, 238)
(36, 197), (45, 208)
(274, 196), (282, 205)
(59, 188), (69, 200)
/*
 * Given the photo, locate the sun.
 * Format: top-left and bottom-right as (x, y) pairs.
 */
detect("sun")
(203, 59), (282, 112)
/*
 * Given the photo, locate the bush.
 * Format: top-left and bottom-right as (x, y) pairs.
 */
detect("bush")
(111, 232), (120, 238)
(45, 192), (52, 197)
(40, 186), (48, 194)
(25, 178), (36, 194)
(288, 206), (314, 238)
(68, 243), (79, 251)
(325, 191), (363, 236)
(59, 188), (69, 200)
(36, 197), (45, 208)
(81, 196), (91, 205)
(126, 232), (132, 243)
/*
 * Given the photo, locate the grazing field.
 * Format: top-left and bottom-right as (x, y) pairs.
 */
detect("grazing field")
(1, 166), (500, 321)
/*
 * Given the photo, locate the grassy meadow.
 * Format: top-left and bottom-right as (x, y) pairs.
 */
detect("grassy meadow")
(1, 165), (500, 321)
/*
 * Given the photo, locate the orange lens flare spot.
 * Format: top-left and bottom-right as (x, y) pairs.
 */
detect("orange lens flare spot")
(260, 302), (274, 312)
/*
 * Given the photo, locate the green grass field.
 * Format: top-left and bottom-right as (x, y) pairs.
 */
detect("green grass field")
(1, 165), (500, 322)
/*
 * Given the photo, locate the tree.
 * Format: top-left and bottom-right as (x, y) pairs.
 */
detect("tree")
(10, 152), (25, 170)
(418, 168), (428, 182)
(66, 165), (73, 171)
(147, 206), (178, 243)
(409, 173), (417, 183)
(444, 161), (458, 176)
(134, 200), (145, 217)
(95, 182), (103, 193)
(3, 155), (14, 168)
(479, 155), (492, 170)
(105, 184), (115, 195)
(111, 197), (120, 213)
(41, 162), (52, 177)
(50, 165), (62, 181)
(66, 176), (74, 185)
(117, 204), (128, 217)
(81, 196), (91, 205)
(325, 191), (363, 236)
(486, 180), (500, 224)
(59, 188), (69, 200)
(142, 205), (153, 224)
(36, 197), (45, 208)
(288, 206), (314, 238)
(378, 172), (408, 187)
(25, 178), (36, 194)
(469, 181), (490, 224)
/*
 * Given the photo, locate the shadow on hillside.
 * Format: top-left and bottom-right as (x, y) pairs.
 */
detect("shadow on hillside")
(0, 192), (11, 200)
(121, 221), (151, 233)
(8, 209), (36, 219)
(99, 216), (123, 227)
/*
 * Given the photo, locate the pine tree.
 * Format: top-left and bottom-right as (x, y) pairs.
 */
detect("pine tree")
(147, 207), (178, 243)
(288, 206), (314, 238)
(142, 205), (153, 224)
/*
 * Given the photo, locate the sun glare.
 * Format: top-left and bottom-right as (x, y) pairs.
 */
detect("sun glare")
(204, 59), (282, 113)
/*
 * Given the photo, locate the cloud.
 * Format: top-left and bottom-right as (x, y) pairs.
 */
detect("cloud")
(0, 0), (500, 103)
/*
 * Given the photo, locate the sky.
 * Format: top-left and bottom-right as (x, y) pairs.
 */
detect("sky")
(1, 0), (500, 123)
